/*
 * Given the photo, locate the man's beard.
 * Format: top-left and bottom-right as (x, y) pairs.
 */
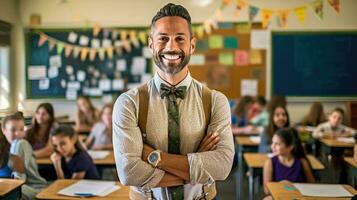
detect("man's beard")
(153, 49), (190, 75)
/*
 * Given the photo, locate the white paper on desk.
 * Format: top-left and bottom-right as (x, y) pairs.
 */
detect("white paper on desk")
(28, 66), (47, 80)
(88, 150), (110, 159)
(131, 57), (146, 75)
(99, 79), (111, 91)
(49, 55), (62, 68)
(116, 59), (127, 71)
(112, 79), (124, 90)
(241, 79), (258, 96)
(249, 136), (261, 144)
(48, 66), (58, 78)
(77, 70), (86, 82)
(251, 30), (269, 49)
(293, 183), (352, 197)
(337, 137), (355, 143)
(58, 180), (120, 197)
(39, 79), (50, 90)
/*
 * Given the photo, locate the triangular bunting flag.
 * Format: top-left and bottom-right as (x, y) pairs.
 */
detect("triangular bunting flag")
(98, 48), (105, 60)
(129, 31), (140, 48)
(123, 40), (132, 52)
(106, 47), (113, 59)
(277, 10), (290, 28)
(57, 42), (64, 54)
(261, 9), (274, 28)
(138, 31), (147, 45)
(204, 20), (212, 35)
(64, 46), (73, 57)
(89, 49), (96, 61)
(210, 18), (219, 30)
(38, 34), (48, 47)
(102, 28), (110, 38)
(328, 0), (340, 15)
(93, 23), (101, 37)
(48, 40), (56, 51)
(236, 0), (246, 10)
(81, 48), (89, 61)
(294, 6), (307, 24)
(222, 0), (231, 6)
(73, 47), (81, 58)
(120, 30), (128, 40)
(311, 0), (323, 20)
(249, 5), (259, 22)
(111, 30), (118, 40)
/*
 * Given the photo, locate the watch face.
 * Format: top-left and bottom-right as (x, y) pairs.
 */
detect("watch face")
(149, 152), (158, 163)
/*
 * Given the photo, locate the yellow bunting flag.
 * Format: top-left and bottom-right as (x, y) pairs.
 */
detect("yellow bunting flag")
(106, 47), (113, 59)
(73, 47), (80, 58)
(93, 23), (101, 37)
(48, 40), (56, 51)
(81, 48), (89, 61)
(328, 0), (340, 15)
(38, 34), (48, 47)
(277, 10), (290, 28)
(129, 31), (139, 48)
(98, 48), (105, 60)
(261, 9), (274, 28)
(138, 31), (147, 45)
(311, 0), (323, 20)
(294, 6), (307, 24)
(64, 46), (72, 57)
(236, 0), (246, 10)
(120, 30), (128, 40)
(89, 49), (96, 61)
(56, 43), (64, 55)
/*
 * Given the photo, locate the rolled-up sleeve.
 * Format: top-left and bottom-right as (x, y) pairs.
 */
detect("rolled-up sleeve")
(187, 91), (234, 184)
(112, 90), (165, 189)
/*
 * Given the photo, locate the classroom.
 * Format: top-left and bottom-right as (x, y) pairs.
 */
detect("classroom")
(1, 0), (357, 199)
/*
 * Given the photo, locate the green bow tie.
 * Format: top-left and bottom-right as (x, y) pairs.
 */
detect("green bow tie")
(160, 83), (187, 100)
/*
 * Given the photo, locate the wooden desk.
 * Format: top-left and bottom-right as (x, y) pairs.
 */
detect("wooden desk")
(320, 138), (355, 148)
(344, 157), (357, 188)
(243, 153), (325, 200)
(0, 179), (25, 200)
(235, 136), (260, 146)
(267, 182), (357, 200)
(37, 151), (115, 166)
(36, 179), (129, 200)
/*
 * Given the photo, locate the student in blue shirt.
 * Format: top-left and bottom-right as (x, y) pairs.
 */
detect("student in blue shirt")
(50, 125), (99, 179)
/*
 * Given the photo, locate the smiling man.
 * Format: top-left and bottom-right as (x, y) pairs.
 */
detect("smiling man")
(113, 3), (234, 200)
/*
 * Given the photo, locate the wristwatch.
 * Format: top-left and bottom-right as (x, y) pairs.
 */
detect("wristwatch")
(147, 150), (162, 167)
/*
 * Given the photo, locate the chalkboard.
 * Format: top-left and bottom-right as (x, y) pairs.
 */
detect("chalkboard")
(25, 28), (152, 99)
(272, 31), (357, 98)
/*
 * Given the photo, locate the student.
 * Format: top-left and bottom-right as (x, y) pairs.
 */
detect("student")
(232, 96), (255, 135)
(259, 105), (290, 153)
(300, 102), (326, 127)
(250, 96), (268, 127)
(313, 107), (355, 139)
(50, 125), (99, 179)
(85, 104), (113, 150)
(2, 112), (47, 200)
(263, 128), (315, 198)
(0, 126), (25, 178)
(75, 96), (100, 134)
(26, 103), (58, 158)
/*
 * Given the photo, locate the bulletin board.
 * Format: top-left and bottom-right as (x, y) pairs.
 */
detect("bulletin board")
(190, 23), (266, 99)
(25, 27), (152, 99)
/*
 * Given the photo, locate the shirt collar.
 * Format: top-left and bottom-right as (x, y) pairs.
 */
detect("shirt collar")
(154, 72), (192, 94)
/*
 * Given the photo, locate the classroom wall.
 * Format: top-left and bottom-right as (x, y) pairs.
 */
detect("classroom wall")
(2, 0), (357, 122)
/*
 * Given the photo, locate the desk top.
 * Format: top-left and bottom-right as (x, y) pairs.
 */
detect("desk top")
(320, 138), (355, 148)
(0, 179), (25, 196)
(36, 179), (130, 200)
(235, 136), (259, 146)
(37, 151), (115, 166)
(344, 157), (357, 168)
(244, 153), (324, 170)
(267, 182), (357, 200)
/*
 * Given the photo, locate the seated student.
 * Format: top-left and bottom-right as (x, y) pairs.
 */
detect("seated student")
(259, 105), (290, 153)
(85, 104), (113, 150)
(1, 112), (47, 200)
(313, 107), (355, 139)
(50, 125), (99, 179)
(232, 95), (254, 134)
(263, 128), (315, 199)
(250, 96), (268, 127)
(0, 126), (25, 178)
(75, 96), (100, 135)
(26, 103), (58, 158)
(299, 102), (326, 127)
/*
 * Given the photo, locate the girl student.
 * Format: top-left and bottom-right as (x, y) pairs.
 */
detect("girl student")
(263, 127), (315, 198)
(75, 96), (100, 135)
(50, 125), (99, 179)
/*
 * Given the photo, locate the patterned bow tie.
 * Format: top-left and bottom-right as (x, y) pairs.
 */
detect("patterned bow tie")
(160, 83), (187, 100)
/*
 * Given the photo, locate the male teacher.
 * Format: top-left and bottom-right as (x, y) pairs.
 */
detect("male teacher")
(113, 3), (234, 199)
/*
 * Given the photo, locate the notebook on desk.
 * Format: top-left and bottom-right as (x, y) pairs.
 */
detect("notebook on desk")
(58, 180), (120, 197)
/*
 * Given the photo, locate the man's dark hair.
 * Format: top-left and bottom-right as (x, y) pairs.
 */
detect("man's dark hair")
(151, 3), (192, 36)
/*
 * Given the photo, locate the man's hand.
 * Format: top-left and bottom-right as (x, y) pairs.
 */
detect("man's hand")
(142, 144), (155, 162)
(197, 132), (220, 152)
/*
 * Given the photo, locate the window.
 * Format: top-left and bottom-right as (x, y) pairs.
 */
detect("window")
(0, 46), (10, 109)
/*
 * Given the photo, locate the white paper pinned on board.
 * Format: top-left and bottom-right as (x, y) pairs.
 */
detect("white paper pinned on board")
(116, 59), (126, 71)
(79, 35), (90, 46)
(102, 95), (113, 104)
(99, 79), (111, 91)
(251, 30), (269, 49)
(39, 79), (50, 90)
(66, 89), (77, 100)
(127, 83), (141, 90)
(142, 47), (152, 58)
(131, 57), (146, 75)
(67, 81), (81, 90)
(66, 65), (74, 75)
(28, 66), (47, 80)
(88, 88), (103, 96)
(241, 79), (258, 96)
(68, 32), (78, 43)
(77, 70), (86, 82)
(112, 79), (124, 91)
(91, 39), (101, 48)
(48, 66), (59, 78)
(102, 39), (112, 48)
(49, 55), (62, 68)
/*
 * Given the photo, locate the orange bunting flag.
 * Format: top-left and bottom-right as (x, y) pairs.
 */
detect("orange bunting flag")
(64, 46), (72, 57)
(328, 0), (340, 15)
(93, 23), (101, 37)
(56, 43), (64, 55)
(261, 9), (274, 28)
(277, 10), (290, 28)
(222, 0), (231, 6)
(129, 31), (139, 48)
(38, 34), (48, 47)
(106, 47), (113, 59)
(311, 0), (323, 20)
(138, 31), (147, 45)
(73, 47), (81, 58)
(120, 30), (128, 40)
(81, 48), (89, 61)
(48, 40), (56, 51)
(294, 6), (307, 24)
(89, 49), (96, 61)
(215, 10), (223, 20)
(98, 48), (105, 60)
